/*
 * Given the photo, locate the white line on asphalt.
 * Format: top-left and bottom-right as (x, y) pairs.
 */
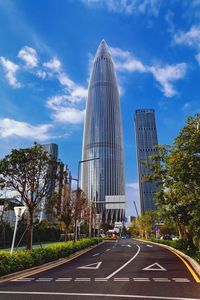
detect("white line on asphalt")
(114, 278), (130, 281)
(105, 244), (140, 279)
(133, 278), (150, 282)
(75, 278), (91, 281)
(172, 278), (190, 282)
(147, 244), (153, 248)
(0, 291), (199, 299)
(106, 249), (111, 251)
(55, 278), (72, 282)
(92, 253), (100, 256)
(153, 278), (170, 282)
(95, 278), (108, 281)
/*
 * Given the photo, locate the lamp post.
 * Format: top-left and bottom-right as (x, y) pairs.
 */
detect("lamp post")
(11, 206), (26, 254)
(77, 158), (100, 238)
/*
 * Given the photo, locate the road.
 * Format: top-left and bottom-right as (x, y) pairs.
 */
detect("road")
(0, 239), (199, 300)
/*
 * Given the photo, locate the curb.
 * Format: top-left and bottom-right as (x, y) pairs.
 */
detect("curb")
(0, 241), (103, 283)
(137, 239), (200, 278)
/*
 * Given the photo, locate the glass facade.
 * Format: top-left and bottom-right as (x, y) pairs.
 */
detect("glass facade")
(82, 40), (125, 223)
(134, 109), (158, 214)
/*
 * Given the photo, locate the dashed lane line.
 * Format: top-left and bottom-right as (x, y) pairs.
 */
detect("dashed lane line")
(55, 278), (72, 282)
(92, 253), (100, 256)
(0, 291), (200, 299)
(114, 278), (130, 281)
(106, 249), (111, 251)
(74, 278), (91, 282)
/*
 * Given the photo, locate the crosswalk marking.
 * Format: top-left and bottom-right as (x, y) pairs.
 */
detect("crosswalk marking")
(12, 277), (191, 283)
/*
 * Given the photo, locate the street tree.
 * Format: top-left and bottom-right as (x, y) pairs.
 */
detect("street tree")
(146, 114), (200, 249)
(0, 143), (58, 250)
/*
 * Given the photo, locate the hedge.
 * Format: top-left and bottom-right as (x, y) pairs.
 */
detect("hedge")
(0, 238), (101, 277)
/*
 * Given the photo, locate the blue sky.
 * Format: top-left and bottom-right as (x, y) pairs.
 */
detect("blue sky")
(0, 0), (200, 217)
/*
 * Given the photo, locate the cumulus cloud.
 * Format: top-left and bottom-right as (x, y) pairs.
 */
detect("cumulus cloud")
(149, 63), (187, 97)
(18, 46), (39, 68)
(111, 47), (187, 97)
(0, 118), (53, 141)
(82, 0), (161, 16)
(52, 107), (85, 124)
(43, 57), (61, 72)
(47, 95), (85, 124)
(111, 47), (146, 73)
(174, 25), (200, 48)
(0, 57), (21, 88)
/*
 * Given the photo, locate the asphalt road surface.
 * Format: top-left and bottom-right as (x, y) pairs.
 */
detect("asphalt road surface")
(0, 239), (200, 300)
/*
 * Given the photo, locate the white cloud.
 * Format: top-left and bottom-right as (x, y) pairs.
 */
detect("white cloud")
(52, 107), (85, 124)
(111, 47), (146, 73)
(82, 0), (161, 16)
(47, 95), (85, 124)
(0, 118), (53, 141)
(0, 57), (21, 88)
(111, 46), (187, 97)
(43, 57), (61, 72)
(174, 26), (200, 48)
(18, 46), (39, 68)
(149, 63), (187, 97)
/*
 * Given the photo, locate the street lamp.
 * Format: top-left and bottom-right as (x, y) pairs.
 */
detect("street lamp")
(11, 206), (26, 254)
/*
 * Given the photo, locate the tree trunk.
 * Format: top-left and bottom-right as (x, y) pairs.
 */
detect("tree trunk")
(27, 210), (33, 250)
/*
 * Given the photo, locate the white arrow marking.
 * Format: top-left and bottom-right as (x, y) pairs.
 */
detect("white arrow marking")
(143, 262), (167, 271)
(78, 261), (102, 269)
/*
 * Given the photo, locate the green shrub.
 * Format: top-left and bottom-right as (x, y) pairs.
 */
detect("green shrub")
(0, 238), (101, 277)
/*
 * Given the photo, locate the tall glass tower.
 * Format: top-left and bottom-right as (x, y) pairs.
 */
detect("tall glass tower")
(134, 109), (158, 214)
(82, 40), (125, 223)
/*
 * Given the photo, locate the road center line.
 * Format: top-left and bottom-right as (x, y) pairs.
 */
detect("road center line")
(105, 244), (140, 279)
(0, 291), (199, 300)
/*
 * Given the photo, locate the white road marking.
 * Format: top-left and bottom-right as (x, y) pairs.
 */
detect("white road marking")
(133, 278), (150, 282)
(0, 291), (199, 299)
(75, 278), (91, 281)
(106, 248), (111, 251)
(11, 278), (34, 282)
(95, 278), (108, 281)
(153, 278), (170, 282)
(114, 278), (130, 281)
(121, 244), (132, 248)
(92, 253), (100, 256)
(147, 244), (153, 248)
(106, 244), (140, 279)
(55, 278), (72, 282)
(143, 262), (167, 271)
(36, 279), (52, 282)
(172, 278), (190, 282)
(78, 261), (102, 269)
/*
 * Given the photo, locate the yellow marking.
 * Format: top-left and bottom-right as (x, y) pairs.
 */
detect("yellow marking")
(168, 248), (200, 283)
(13, 242), (103, 282)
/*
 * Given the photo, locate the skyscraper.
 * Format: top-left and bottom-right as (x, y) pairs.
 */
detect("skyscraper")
(82, 40), (125, 223)
(134, 109), (158, 214)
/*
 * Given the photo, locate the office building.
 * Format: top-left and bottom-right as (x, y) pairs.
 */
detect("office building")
(134, 109), (158, 214)
(82, 40), (125, 223)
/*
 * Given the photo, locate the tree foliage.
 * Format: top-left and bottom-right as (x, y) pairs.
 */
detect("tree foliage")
(146, 114), (200, 249)
(0, 143), (58, 250)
